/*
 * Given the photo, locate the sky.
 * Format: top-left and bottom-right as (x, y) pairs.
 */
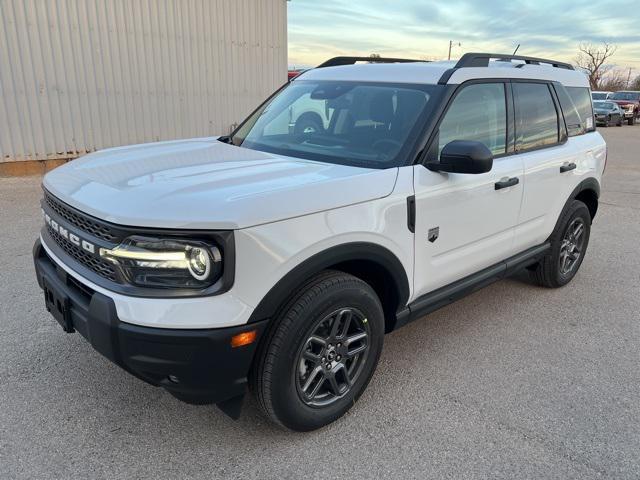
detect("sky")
(287, 0), (640, 74)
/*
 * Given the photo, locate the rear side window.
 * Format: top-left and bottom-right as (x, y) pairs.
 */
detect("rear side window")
(566, 87), (595, 132)
(437, 82), (507, 157)
(513, 83), (559, 151)
(554, 85), (585, 137)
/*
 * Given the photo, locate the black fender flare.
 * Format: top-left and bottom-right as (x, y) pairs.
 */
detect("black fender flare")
(570, 177), (600, 219)
(550, 177), (600, 238)
(247, 242), (410, 324)
(571, 177), (600, 199)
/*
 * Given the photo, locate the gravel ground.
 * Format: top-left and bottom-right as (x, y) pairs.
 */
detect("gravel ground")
(1, 126), (639, 479)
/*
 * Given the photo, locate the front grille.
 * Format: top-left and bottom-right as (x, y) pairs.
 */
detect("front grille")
(44, 192), (118, 242)
(47, 225), (118, 282)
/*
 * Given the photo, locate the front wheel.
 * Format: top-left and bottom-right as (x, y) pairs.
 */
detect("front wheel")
(250, 271), (384, 431)
(531, 200), (591, 288)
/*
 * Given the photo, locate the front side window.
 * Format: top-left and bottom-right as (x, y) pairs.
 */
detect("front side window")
(567, 87), (595, 132)
(231, 81), (440, 168)
(591, 92), (608, 101)
(437, 83), (507, 157)
(513, 83), (559, 151)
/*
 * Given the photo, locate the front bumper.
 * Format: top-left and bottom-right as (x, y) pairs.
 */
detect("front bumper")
(33, 239), (268, 406)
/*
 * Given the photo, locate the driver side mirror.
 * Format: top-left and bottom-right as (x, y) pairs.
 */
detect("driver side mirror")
(426, 140), (493, 174)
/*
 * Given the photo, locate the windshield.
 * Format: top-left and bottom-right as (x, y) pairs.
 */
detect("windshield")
(591, 92), (609, 100)
(611, 92), (640, 101)
(230, 81), (440, 168)
(594, 101), (615, 110)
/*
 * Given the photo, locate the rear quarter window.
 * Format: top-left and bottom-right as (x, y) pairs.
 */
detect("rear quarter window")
(554, 85), (585, 137)
(566, 87), (595, 133)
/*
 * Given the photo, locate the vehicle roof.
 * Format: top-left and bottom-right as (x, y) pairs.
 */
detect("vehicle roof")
(297, 60), (590, 88)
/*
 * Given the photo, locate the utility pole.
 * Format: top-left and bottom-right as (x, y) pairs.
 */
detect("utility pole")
(448, 40), (461, 61)
(627, 68), (632, 89)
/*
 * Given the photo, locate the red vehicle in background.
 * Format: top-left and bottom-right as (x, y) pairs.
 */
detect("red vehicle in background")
(610, 91), (640, 125)
(287, 69), (306, 81)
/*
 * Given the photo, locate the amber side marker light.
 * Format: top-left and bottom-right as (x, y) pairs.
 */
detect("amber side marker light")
(231, 330), (257, 348)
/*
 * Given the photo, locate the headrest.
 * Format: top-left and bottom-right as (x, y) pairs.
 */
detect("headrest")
(370, 91), (395, 124)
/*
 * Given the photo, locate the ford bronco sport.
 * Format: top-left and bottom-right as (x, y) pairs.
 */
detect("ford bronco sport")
(33, 53), (606, 431)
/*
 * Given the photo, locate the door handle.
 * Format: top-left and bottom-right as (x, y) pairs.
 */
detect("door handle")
(560, 162), (577, 173)
(494, 177), (519, 190)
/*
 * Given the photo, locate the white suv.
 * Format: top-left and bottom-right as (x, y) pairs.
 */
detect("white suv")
(33, 53), (606, 431)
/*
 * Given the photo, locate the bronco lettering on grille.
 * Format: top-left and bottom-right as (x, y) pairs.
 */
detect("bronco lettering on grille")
(43, 209), (96, 254)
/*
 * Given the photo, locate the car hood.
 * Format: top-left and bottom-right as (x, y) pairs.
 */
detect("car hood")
(593, 108), (612, 114)
(43, 137), (398, 230)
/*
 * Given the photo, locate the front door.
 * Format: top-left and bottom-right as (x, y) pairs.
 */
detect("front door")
(412, 81), (524, 300)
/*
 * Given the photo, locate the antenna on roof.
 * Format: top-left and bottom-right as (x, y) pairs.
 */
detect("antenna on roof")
(513, 44), (521, 55)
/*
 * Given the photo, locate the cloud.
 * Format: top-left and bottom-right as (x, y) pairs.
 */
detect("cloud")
(288, 0), (640, 71)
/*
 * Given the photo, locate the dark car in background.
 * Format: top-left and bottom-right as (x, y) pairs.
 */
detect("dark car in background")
(592, 91), (612, 101)
(610, 91), (640, 125)
(593, 101), (624, 127)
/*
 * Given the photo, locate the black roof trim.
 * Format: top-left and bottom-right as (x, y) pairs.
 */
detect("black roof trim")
(455, 53), (574, 70)
(317, 56), (427, 69)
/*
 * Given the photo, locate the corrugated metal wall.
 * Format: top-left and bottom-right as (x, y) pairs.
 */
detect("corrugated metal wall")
(0, 0), (287, 163)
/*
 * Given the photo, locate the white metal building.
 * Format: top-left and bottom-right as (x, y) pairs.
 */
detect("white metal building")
(0, 0), (288, 165)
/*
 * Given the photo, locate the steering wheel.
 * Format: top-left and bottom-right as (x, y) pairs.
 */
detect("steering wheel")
(373, 138), (402, 153)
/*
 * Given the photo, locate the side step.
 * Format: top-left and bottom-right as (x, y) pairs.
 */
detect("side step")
(394, 243), (550, 330)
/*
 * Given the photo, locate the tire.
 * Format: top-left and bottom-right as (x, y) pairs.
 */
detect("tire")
(617, 117), (623, 127)
(531, 200), (591, 288)
(250, 270), (384, 431)
(628, 116), (635, 126)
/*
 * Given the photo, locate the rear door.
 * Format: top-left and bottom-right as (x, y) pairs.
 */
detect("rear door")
(412, 81), (524, 298)
(512, 82), (587, 252)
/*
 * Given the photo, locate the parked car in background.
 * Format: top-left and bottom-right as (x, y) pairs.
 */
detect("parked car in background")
(592, 91), (612, 101)
(288, 69), (306, 81)
(610, 91), (640, 125)
(593, 101), (624, 127)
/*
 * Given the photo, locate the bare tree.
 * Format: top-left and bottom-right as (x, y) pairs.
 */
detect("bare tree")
(600, 69), (629, 92)
(631, 75), (640, 91)
(575, 42), (617, 90)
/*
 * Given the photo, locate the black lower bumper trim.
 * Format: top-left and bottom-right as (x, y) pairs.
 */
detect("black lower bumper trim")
(33, 239), (268, 406)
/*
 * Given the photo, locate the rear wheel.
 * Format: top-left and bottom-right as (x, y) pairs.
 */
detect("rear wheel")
(628, 115), (636, 126)
(531, 200), (591, 288)
(250, 271), (384, 431)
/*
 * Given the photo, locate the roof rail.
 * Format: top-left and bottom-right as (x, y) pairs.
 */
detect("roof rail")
(317, 56), (426, 69)
(455, 53), (574, 70)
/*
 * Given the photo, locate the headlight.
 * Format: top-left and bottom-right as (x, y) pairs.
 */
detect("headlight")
(100, 236), (223, 289)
